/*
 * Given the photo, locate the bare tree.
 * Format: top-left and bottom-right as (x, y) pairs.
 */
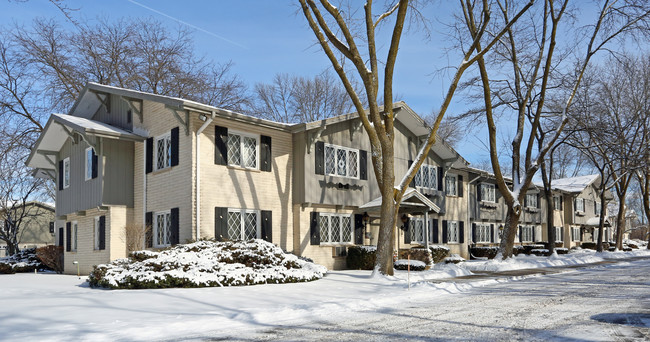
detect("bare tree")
(299, 0), (533, 274)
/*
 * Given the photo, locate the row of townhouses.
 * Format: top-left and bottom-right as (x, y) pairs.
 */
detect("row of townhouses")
(26, 83), (614, 274)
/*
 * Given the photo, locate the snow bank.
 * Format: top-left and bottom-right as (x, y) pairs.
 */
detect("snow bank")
(89, 240), (327, 289)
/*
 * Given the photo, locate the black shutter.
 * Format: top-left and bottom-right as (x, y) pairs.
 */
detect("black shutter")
(261, 210), (272, 242)
(442, 220), (448, 243)
(360, 150), (368, 180)
(472, 223), (477, 242)
(260, 135), (272, 172)
(594, 200), (597, 215)
(145, 212), (153, 248)
(58, 227), (63, 247)
(354, 214), (364, 244)
(214, 207), (228, 241)
(65, 222), (71, 252)
(477, 184), (482, 202)
(171, 127), (179, 167)
(315, 141), (325, 175)
(518, 226), (523, 243)
(170, 207), (179, 245)
(532, 226), (536, 242)
(458, 175), (464, 197)
(146, 137), (153, 173)
(215, 125), (228, 165)
(404, 218), (411, 244)
(92, 149), (98, 179)
(437, 166), (443, 191)
(58, 160), (64, 190)
(537, 193), (541, 209)
(432, 219), (439, 243)
(560, 196), (563, 210)
(310, 212), (320, 245)
(459, 221), (465, 243)
(490, 224), (495, 243)
(408, 160), (415, 188)
(98, 215), (106, 250)
(524, 195), (528, 208)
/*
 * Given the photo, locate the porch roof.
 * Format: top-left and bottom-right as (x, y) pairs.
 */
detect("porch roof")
(359, 188), (440, 215)
(584, 217), (611, 227)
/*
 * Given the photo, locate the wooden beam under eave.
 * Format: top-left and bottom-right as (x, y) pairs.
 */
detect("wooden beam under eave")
(165, 105), (190, 136)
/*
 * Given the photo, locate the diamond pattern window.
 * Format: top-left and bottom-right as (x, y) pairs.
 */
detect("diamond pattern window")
(480, 183), (496, 203)
(415, 165), (437, 189)
(324, 144), (360, 179)
(410, 218), (426, 244)
(228, 132), (258, 169)
(155, 211), (171, 247)
(155, 133), (171, 171)
(474, 223), (491, 243)
(319, 213), (353, 244)
(227, 209), (260, 240)
(63, 157), (70, 189)
(447, 220), (459, 243)
(445, 174), (457, 196)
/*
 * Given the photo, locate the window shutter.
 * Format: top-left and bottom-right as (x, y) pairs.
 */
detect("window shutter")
(92, 149), (98, 179)
(354, 214), (364, 244)
(146, 137), (153, 174)
(58, 160), (64, 190)
(490, 224), (495, 243)
(442, 220), (448, 243)
(65, 222), (71, 252)
(214, 207), (228, 241)
(360, 150), (368, 180)
(477, 184), (482, 202)
(145, 212), (153, 248)
(310, 212), (320, 245)
(458, 175), (464, 197)
(472, 223), (477, 242)
(58, 227), (63, 247)
(404, 219), (411, 244)
(98, 215), (106, 250)
(524, 195), (528, 207)
(437, 166), (443, 191)
(559, 196), (563, 210)
(518, 226), (523, 243)
(171, 127), (179, 167)
(214, 125), (228, 165)
(537, 193), (540, 209)
(170, 207), (179, 245)
(432, 219), (439, 243)
(260, 135), (272, 172)
(459, 221), (465, 243)
(314, 141), (325, 175)
(594, 200), (597, 215)
(261, 210), (272, 242)
(532, 226), (536, 242)
(408, 160), (415, 188)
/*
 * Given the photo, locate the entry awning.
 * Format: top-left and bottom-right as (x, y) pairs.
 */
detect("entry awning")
(584, 217), (611, 227)
(359, 188), (440, 214)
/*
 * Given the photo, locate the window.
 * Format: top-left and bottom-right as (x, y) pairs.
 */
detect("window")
(445, 174), (458, 196)
(155, 133), (172, 171)
(474, 223), (492, 243)
(71, 221), (78, 252)
(324, 144), (359, 179)
(415, 164), (437, 189)
(520, 225), (533, 242)
(593, 228), (599, 242)
(555, 226), (563, 242)
(154, 211), (172, 247)
(319, 213), (353, 244)
(571, 227), (581, 241)
(63, 157), (70, 189)
(410, 218), (426, 244)
(575, 198), (585, 212)
(227, 131), (259, 169)
(94, 217), (101, 250)
(595, 201), (601, 216)
(553, 196), (562, 210)
(447, 220), (459, 243)
(85, 147), (94, 181)
(480, 183), (496, 202)
(227, 209), (260, 240)
(525, 193), (538, 208)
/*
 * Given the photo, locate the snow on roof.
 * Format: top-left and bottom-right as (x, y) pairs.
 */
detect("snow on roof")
(360, 188), (440, 213)
(551, 174), (600, 193)
(52, 114), (145, 139)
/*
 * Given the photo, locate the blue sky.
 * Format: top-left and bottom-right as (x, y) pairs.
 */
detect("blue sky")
(0, 0), (504, 165)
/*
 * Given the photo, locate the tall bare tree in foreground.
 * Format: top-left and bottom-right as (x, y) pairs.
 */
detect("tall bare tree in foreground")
(299, 0), (533, 274)
(461, 0), (650, 258)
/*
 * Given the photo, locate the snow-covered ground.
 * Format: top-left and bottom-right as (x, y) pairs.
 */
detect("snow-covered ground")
(1, 249), (648, 341)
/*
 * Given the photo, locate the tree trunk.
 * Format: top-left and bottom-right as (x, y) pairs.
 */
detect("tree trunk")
(596, 187), (607, 252)
(615, 199), (626, 250)
(374, 152), (397, 276)
(6, 240), (18, 256)
(498, 206), (521, 259)
(540, 161), (555, 254)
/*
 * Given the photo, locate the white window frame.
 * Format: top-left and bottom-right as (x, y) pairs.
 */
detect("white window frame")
(445, 174), (458, 196)
(571, 226), (581, 241)
(475, 223), (492, 243)
(555, 226), (563, 242)
(93, 217), (101, 250)
(154, 133), (172, 171)
(154, 210), (172, 247)
(480, 183), (496, 203)
(228, 131), (259, 170)
(319, 213), (354, 245)
(71, 221), (78, 252)
(575, 198), (585, 213)
(593, 227), (599, 242)
(447, 220), (459, 243)
(520, 225), (534, 243)
(63, 157), (70, 189)
(227, 209), (261, 240)
(85, 147), (94, 181)
(595, 201), (601, 216)
(526, 193), (538, 208)
(553, 196), (562, 210)
(409, 217), (427, 244)
(415, 164), (437, 190)
(324, 143), (360, 179)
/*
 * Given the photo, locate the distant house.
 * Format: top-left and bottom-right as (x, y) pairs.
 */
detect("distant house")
(0, 202), (55, 256)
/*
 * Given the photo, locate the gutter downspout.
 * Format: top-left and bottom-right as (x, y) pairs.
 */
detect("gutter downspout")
(195, 111), (215, 241)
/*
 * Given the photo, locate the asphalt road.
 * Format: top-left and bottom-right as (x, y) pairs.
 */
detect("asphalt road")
(217, 258), (650, 341)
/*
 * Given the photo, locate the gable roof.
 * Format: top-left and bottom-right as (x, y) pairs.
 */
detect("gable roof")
(360, 188), (441, 214)
(551, 174), (600, 193)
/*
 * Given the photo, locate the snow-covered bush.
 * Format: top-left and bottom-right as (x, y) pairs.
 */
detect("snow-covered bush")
(555, 248), (569, 254)
(429, 245), (450, 263)
(444, 254), (465, 264)
(0, 248), (47, 274)
(470, 246), (498, 259)
(88, 240), (327, 289)
(394, 259), (426, 271)
(399, 248), (432, 265)
(530, 249), (550, 256)
(346, 245), (376, 270)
